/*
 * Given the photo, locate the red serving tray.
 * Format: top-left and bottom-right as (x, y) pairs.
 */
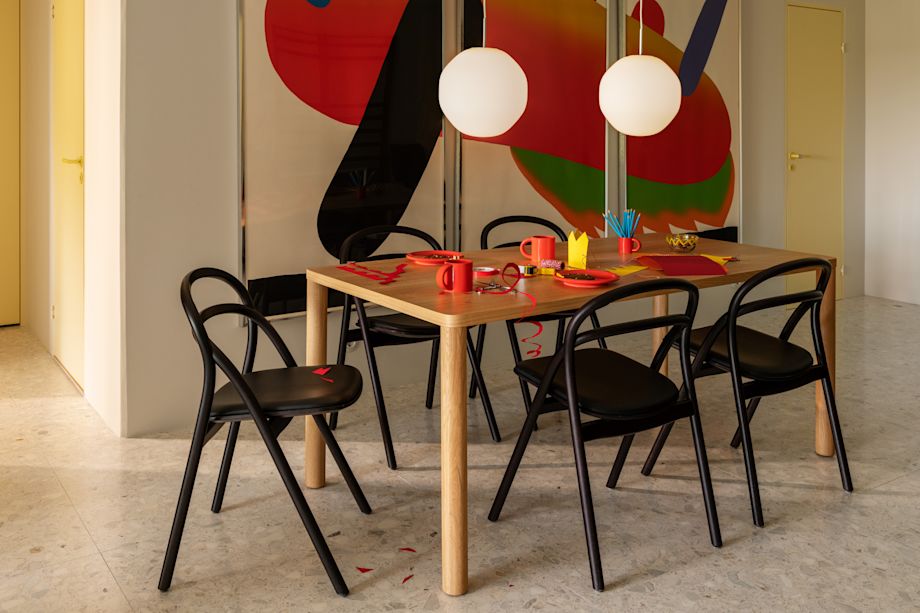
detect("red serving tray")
(554, 269), (619, 288)
(405, 250), (464, 266)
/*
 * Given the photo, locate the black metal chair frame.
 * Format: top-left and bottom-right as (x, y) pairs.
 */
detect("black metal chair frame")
(331, 225), (500, 470)
(641, 258), (853, 527)
(488, 279), (722, 592)
(159, 268), (371, 597)
(468, 216), (606, 418)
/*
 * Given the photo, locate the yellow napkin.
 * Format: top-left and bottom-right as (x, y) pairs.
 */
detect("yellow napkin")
(702, 254), (733, 266)
(608, 264), (647, 277)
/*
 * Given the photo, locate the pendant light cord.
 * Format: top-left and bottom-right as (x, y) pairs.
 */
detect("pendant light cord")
(482, 0), (487, 46)
(639, 0), (644, 55)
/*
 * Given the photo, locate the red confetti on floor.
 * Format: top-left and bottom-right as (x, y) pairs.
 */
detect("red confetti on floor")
(401, 574), (414, 584)
(398, 547), (416, 553)
(356, 567), (374, 574)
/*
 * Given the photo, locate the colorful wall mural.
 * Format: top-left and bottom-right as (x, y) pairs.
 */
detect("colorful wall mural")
(242, 0), (739, 315)
(623, 0), (739, 234)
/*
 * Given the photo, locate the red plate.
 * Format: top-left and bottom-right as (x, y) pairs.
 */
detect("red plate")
(554, 269), (619, 288)
(406, 250), (464, 266)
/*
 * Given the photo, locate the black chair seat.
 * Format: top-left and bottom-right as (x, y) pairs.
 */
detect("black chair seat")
(366, 313), (438, 338)
(211, 365), (362, 420)
(689, 326), (813, 380)
(515, 348), (679, 420)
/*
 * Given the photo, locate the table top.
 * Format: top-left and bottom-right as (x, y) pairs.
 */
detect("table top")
(306, 234), (833, 328)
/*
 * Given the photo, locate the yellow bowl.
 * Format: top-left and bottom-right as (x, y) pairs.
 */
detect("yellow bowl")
(665, 233), (699, 253)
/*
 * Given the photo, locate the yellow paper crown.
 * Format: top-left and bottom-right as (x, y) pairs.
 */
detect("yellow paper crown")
(567, 231), (589, 270)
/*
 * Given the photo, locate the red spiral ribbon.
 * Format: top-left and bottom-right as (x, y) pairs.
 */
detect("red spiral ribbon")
(477, 263), (543, 358)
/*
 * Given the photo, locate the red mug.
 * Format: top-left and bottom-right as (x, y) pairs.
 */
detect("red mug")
(618, 237), (642, 255)
(520, 235), (556, 264)
(437, 258), (473, 293)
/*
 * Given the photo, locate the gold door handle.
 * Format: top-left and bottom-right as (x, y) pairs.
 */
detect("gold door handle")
(789, 152), (809, 160)
(62, 156), (84, 184)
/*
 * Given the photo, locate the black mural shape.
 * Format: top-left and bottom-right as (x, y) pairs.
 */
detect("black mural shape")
(316, 0), (443, 260)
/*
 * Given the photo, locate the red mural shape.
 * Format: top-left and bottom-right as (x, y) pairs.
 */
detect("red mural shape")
(264, 0), (408, 126)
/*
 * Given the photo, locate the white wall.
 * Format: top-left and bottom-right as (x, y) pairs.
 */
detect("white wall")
(83, 0), (125, 434)
(865, 1), (920, 304)
(19, 0), (52, 347)
(741, 0), (865, 297)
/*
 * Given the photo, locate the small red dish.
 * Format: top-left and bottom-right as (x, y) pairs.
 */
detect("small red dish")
(406, 250), (464, 266)
(554, 269), (619, 288)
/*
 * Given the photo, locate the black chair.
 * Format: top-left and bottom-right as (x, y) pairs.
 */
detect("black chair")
(641, 258), (853, 527)
(468, 215), (606, 417)
(331, 225), (500, 469)
(489, 279), (722, 592)
(159, 268), (371, 597)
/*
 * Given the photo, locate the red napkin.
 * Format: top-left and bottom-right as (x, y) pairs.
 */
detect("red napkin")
(637, 255), (727, 276)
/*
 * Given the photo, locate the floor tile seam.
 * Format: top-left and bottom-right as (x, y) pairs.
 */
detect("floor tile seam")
(49, 462), (136, 611)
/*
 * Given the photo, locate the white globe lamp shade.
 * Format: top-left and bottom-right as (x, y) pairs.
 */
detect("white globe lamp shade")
(438, 47), (528, 138)
(598, 54), (682, 137)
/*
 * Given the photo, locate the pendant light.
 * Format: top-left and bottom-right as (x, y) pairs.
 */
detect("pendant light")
(438, 0), (528, 138)
(598, 0), (681, 137)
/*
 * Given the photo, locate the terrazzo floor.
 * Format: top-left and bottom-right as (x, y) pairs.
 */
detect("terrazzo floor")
(1, 296), (919, 612)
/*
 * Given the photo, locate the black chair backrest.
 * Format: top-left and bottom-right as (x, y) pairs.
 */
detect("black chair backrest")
(529, 279), (701, 410)
(339, 225), (441, 264)
(181, 268), (297, 416)
(699, 257), (832, 373)
(480, 215), (567, 250)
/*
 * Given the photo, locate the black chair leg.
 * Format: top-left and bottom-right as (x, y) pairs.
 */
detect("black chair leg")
(253, 415), (349, 596)
(730, 397), (761, 449)
(362, 341), (398, 470)
(488, 400), (542, 522)
(425, 338), (440, 409)
(567, 410), (604, 592)
(467, 331), (501, 443)
(313, 414), (373, 514)
(688, 413), (722, 547)
(641, 421), (675, 476)
(468, 324), (487, 399)
(328, 410), (340, 431)
(555, 319), (565, 352)
(211, 421), (240, 513)
(158, 414), (210, 591)
(821, 377), (853, 492)
(606, 434), (634, 489)
(733, 392), (765, 527)
(589, 312), (607, 350)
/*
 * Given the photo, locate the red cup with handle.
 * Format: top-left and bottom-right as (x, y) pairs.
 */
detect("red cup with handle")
(520, 235), (556, 264)
(437, 258), (473, 293)
(618, 237), (642, 255)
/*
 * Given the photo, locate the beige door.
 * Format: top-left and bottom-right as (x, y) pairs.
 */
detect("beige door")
(0, 0), (20, 326)
(786, 4), (844, 298)
(52, 0), (85, 385)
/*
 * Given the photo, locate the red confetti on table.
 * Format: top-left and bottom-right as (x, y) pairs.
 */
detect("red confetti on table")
(399, 547), (416, 553)
(312, 367), (331, 376)
(337, 262), (409, 285)
(356, 567), (374, 574)
(401, 574), (414, 585)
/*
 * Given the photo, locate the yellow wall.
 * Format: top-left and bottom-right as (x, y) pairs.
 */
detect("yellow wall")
(0, 0), (20, 325)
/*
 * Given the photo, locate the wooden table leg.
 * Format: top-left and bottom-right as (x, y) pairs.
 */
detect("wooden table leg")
(440, 325), (468, 596)
(305, 278), (328, 488)
(653, 294), (669, 375)
(815, 265), (836, 457)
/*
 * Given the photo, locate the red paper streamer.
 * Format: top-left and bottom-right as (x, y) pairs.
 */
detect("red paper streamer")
(337, 261), (408, 285)
(476, 263), (543, 358)
(401, 574), (414, 585)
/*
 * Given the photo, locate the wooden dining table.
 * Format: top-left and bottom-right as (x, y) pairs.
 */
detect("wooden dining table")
(303, 233), (838, 596)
